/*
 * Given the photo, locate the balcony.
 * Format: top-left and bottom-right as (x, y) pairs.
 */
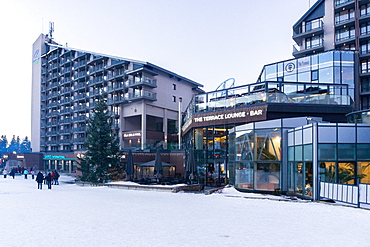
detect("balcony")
(334, 0), (354, 8)
(73, 93), (87, 102)
(89, 77), (105, 86)
(59, 118), (72, 124)
(293, 20), (324, 44)
(125, 90), (157, 102)
(125, 77), (157, 88)
(74, 83), (87, 91)
(292, 42), (324, 57)
(89, 64), (105, 75)
(74, 116), (87, 122)
(74, 71), (89, 81)
(60, 108), (72, 114)
(89, 89), (106, 97)
(107, 96), (126, 105)
(73, 126), (86, 133)
(107, 83), (125, 92)
(60, 88), (72, 95)
(73, 105), (87, 112)
(107, 70), (126, 80)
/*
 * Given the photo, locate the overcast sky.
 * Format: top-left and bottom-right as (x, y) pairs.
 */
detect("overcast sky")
(0, 0), (315, 142)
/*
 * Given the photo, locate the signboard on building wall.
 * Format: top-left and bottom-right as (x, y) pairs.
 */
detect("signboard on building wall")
(182, 105), (267, 134)
(123, 131), (142, 139)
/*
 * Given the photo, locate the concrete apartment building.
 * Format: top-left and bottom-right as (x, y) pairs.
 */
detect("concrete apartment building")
(31, 33), (203, 154)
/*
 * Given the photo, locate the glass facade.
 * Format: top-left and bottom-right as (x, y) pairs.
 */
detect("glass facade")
(288, 123), (370, 198)
(228, 118), (311, 192)
(257, 50), (355, 100)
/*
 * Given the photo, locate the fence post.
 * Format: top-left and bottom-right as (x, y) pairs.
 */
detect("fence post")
(358, 178), (361, 208)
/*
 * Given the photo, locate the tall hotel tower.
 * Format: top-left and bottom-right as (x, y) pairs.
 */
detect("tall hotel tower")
(292, 0), (370, 114)
(31, 33), (203, 153)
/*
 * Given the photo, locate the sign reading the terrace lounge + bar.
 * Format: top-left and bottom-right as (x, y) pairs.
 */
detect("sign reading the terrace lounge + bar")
(183, 105), (267, 134)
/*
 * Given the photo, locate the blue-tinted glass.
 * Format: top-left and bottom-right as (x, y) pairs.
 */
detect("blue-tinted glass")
(319, 67), (333, 83)
(304, 144), (313, 161)
(357, 144), (370, 159)
(342, 51), (354, 66)
(334, 67), (341, 84)
(311, 54), (319, 70)
(342, 67), (354, 85)
(334, 51), (341, 67)
(295, 145), (303, 161)
(298, 72), (310, 82)
(318, 144), (337, 160)
(338, 144), (355, 160)
(265, 65), (277, 80)
(277, 63), (284, 77)
(319, 51), (334, 69)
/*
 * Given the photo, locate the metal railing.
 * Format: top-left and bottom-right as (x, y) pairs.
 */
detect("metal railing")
(320, 181), (370, 208)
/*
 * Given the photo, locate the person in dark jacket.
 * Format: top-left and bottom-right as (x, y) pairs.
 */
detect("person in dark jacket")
(53, 170), (60, 185)
(45, 173), (52, 189)
(10, 168), (16, 179)
(36, 172), (44, 190)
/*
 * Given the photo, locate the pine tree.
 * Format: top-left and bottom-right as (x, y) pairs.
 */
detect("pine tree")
(19, 136), (31, 153)
(77, 97), (122, 183)
(0, 135), (8, 154)
(8, 135), (20, 153)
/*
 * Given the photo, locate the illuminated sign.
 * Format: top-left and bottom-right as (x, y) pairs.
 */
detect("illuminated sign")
(123, 131), (141, 139)
(32, 49), (40, 65)
(43, 155), (73, 160)
(16, 155), (25, 159)
(182, 105), (267, 134)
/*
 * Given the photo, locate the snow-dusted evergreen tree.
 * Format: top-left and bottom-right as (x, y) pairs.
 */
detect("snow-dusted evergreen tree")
(77, 97), (122, 183)
(19, 136), (31, 153)
(0, 135), (8, 154)
(8, 135), (20, 153)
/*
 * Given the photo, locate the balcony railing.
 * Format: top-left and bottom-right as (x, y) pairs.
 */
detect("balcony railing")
(125, 90), (157, 101)
(125, 77), (157, 88)
(293, 20), (323, 36)
(335, 0), (354, 7)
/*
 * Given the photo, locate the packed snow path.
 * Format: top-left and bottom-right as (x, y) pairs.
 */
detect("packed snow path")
(1, 175), (370, 247)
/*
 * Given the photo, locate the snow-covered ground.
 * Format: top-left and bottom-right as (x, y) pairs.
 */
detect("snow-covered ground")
(1, 175), (370, 247)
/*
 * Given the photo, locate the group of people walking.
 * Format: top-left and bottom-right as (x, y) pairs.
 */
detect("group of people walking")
(2, 167), (60, 190)
(2, 167), (37, 179)
(36, 170), (60, 190)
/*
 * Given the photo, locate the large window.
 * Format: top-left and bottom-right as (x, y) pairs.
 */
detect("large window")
(360, 22), (370, 36)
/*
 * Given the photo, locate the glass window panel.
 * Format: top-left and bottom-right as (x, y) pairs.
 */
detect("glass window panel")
(256, 163), (280, 191)
(357, 144), (370, 159)
(338, 143), (355, 160)
(319, 67), (333, 83)
(311, 54), (319, 70)
(318, 127), (337, 143)
(294, 162), (304, 194)
(297, 57), (310, 73)
(235, 162), (254, 189)
(298, 72), (310, 82)
(277, 63), (284, 78)
(303, 144), (313, 161)
(288, 132), (294, 146)
(319, 162), (336, 183)
(303, 128), (312, 144)
(342, 51), (354, 66)
(318, 144), (337, 160)
(341, 67), (354, 85)
(284, 60), (297, 76)
(294, 129), (302, 145)
(358, 162), (370, 184)
(338, 127), (356, 143)
(265, 64), (277, 80)
(357, 127), (370, 143)
(338, 162), (356, 184)
(334, 67), (341, 84)
(255, 129), (281, 161)
(288, 146), (294, 161)
(295, 145), (303, 161)
(319, 51), (333, 69)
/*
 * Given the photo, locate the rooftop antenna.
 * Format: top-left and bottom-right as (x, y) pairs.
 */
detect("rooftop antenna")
(49, 22), (54, 41)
